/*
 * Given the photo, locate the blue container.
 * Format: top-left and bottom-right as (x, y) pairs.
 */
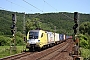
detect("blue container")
(59, 34), (66, 41)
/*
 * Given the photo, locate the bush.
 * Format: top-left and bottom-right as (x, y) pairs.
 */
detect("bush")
(16, 36), (25, 46)
(16, 31), (23, 38)
(0, 36), (11, 46)
(80, 48), (90, 59)
(0, 35), (25, 46)
(78, 34), (89, 49)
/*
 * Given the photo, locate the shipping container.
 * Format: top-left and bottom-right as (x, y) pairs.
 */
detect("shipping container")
(47, 32), (54, 44)
(66, 36), (72, 39)
(55, 33), (59, 42)
(59, 34), (66, 41)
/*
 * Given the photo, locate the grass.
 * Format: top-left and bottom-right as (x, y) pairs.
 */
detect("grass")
(0, 46), (27, 58)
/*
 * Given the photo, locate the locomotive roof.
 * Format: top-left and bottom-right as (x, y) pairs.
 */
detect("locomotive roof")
(29, 30), (40, 32)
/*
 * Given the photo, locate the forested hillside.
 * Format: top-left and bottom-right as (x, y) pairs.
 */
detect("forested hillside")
(0, 10), (90, 35)
(0, 10), (90, 59)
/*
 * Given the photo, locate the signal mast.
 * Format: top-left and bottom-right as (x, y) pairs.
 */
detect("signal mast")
(10, 13), (17, 50)
(72, 12), (83, 60)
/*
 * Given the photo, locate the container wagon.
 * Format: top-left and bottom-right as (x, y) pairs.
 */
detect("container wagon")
(59, 34), (66, 42)
(55, 33), (60, 44)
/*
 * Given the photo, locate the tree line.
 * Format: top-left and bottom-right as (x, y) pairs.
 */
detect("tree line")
(0, 10), (90, 45)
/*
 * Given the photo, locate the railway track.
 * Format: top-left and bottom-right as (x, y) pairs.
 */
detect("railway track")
(0, 39), (74, 60)
(51, 39), (74, 60)
(36, 39), (74, 60)
(20, 39), (74, 60)
(36, 43), (69, 60)
(0, 52), (34, 60)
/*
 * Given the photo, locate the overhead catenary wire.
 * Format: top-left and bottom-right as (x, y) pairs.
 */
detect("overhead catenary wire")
(0, 7), (5, 9)
(22, 0), (43, 12)
(43, 0), (58, 11)
(6, 0), (33, 13)
(62, 13), (74, 20)
(1, 0), (73, 20)
(0, 6), (8, 11)
(43, 0), (73, 20)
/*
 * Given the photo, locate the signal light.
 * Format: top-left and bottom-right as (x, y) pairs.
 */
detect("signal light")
(11, 24), (15, 29)
(11, 30), (14, 35)
(11, 25), (15, 36)
(74, 12), (78, 23)
(12, 14), (16, 24)
(73, 23), (78, 34)
(11, 13), (16, 36)
(11, 29), (15, 36)
(73, 23), (78, 30)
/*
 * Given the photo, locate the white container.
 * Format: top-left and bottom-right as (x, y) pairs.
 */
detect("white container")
(47, 32), (54, 44)
(55, 33), (59, 42)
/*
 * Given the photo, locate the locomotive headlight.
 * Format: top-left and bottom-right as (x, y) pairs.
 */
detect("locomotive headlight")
(36, 40), (40, 45)
(38, 40), (40, 42)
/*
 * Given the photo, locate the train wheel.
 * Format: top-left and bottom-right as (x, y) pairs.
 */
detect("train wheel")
(29, 48), (31, 52)
(38, 47), (41, 52)
(29, 47), (35, 52)
(32, 46), (35, 52)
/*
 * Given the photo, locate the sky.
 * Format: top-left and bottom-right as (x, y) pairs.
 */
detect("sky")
(0, 0), (90, 14)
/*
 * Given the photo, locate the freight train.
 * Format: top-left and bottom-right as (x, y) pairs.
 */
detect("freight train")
(26, 29), (67, 51)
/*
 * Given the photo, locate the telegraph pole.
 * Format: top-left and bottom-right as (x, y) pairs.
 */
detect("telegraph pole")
(23, 12), (26, 51)
(23, 12), (26, 40)
(54, 26), (56, 43)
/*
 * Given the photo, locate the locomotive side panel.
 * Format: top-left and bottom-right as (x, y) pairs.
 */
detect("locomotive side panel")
(38, 30), (48, 47)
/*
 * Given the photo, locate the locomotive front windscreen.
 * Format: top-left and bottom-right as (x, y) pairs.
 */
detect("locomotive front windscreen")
(29, 32), (39, 39)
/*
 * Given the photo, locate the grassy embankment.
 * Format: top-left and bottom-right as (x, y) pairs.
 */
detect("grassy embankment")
(0, 46), (28, 58)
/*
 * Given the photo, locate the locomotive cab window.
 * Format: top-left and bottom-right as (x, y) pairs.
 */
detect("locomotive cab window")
(29, 32), (38, 39)
(41, 33), (43, 37)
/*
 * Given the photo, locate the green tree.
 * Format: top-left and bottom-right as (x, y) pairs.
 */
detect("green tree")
(26, 18), (42, 33)
(79, 22), (90, 35)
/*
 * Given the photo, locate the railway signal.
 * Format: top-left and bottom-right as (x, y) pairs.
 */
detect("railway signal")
(11, 14), (16, 36)
(74, 12), (78, 23)
(12, 14), (17, 24)
(73, 23), (78, 34)
(73, 12), (79, 34)
(72, 12), (83, 60)
(11, 25), (15, 36)
(10, 13), (17, 51)
(73, 23), (78, 29)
